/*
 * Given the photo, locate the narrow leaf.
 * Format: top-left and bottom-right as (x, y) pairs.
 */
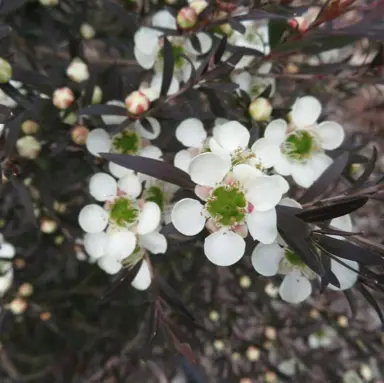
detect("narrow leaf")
(79, 104), (127, 117)
(348, 147), (377, 192)
(160, 37), (175, 97)
(4, 111), (24, 157)
(357, 282), (384, 324)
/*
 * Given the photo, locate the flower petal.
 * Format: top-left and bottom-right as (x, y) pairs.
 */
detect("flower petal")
(174, 149), (194, 173)
(139, 145), (163, 159)
(98, 256), (122, 275)
(89, 172), (117, 201)
(279, 198), (302, 209)
(176, 118), (207, 148)
(134, 46), (156, 69)
(204, 228), (245, 266)
(233, 164), (264, 186)
(139, 232), (167, 254)
(84, 232), (108, 259)
(152, 10), (177, 29)
(117, 174), (142, 198)
(185, 32), (212, 55)
(101, 100), (127, 125)
(246, 208), (277, 244)
(279, 271), (312, 303)
(230, 71), (252, 94)
(78, 204), (109, 233)
(105, 230), (137, 259)
(137, 201), (161, 235)
(0, 269), (13, 296)
(213, 121), (250, 152)
(108, 162), (134, 179)
(188, 152), (230, 187)
(291, 96), (322, 128)
(291, 162), (315, 188)
(317, 121), (344, 150)
(208, 137), (232, 161)
(270, 174), (290, 195)
(330, 214), (353, 233)
(329, 257), (358, 291)
(131, 260), (152, 290)
(171, 198), (205, 236)
(251, 138), (280, 168)
(251, 243), (284, 276)
(86, 128), (111, 157)
(134, 27), (160, 55)
(150, 73), (179, 97)
(246, 177), (282, 211)
(310, 153), (333, 177)
(273, 152), (293, 176)
(264, 119), (288, 144)
(135, 117), (161, 140)
(0, 243), (15, 259)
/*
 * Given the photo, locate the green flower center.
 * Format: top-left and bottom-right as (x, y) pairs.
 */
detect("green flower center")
(282, 130), (317, 162)
(109, 197), (138, 227)
(112, 130), (140, 155)
(284, 248), (305, 268)
(206, 185), (247, 226)
(159, 45), (185, 69)
(231, 149), (259, 167)
(146, 186), (164, 211)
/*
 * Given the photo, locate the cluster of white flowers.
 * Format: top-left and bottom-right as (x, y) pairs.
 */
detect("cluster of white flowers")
(0, 234), (16, 297)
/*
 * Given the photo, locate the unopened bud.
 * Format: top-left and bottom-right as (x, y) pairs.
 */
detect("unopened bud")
(16, 136), (41, 160)
(66, 58), (89, 83)
(209, 310), (220, 321)
(213, 339), (225, 351)
(8, 298), (27, 315)
(53, 201), (67, 214)
(264, 326), (277, 341)
(21, 120), (39, 135)
(190, 0), (208, 14)
(310, 308), (320, 319)
(246, 346), (260, 361)
(53, 87), (75, 109)
(40, 311), (52, 321)
(14, 258), (25, 269)
(265, 371), (277, 383)
(0, 58), (12, 84)
(40, 217), (57, 234)
(265, 282), (279, 298)
(125, 91), (150, 115)
(337, 315), (349, 328)
(18, 283), (33, 297)
(288, 16), (310, 33)
(239, 275), (251, 288)
(54, 235), (65, 245)
(39, 0), (59, 5)
(80, 23), (96, 40)
(249, 97), (272, 122)
(177, 7), (198, 30)
(71, 124), (89, 145)
(61, 111), (77, 125)
(92, 86), (103, 104)
(360, 364), (372, 381)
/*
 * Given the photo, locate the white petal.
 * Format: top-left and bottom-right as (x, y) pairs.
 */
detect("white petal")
(329, 257), (358, 291)
(246, 209), (277, 244)
(89, 173), (117, 201)
(84, 232), (108, 259)
(213, 121), (250, 152)
(317, 121), (345, 150)
(311, 153), (333, 177)
(270, 174), (290, 195)
(251, 243), (284, 276)
(204, 229), (245, 266)
(134, 27), (160, 55)
(134, 46), (156, 69)
(78, 204), (109, 233)
(232, 164), (264, 186)
(108, 161), (134, 179)
(101, 100), (127, 125)
(208, 137), (232, 161)
(251, 138), (280, 168)
(117, 174), (142, 198)
(98, 256), (122, 274)
(0, 269), (13, 296)
(273, 152), (293, 176)
(150, 73), (180, 97)
(139, 145), (163, 159)
(214, 118), (229, 127)
(279, 271), (312, 303)
(246, 177), (282, 211)
(264, 119), (288, 144)
(0, 243), (15, 258)
(291, 96), (322, 128)
(86, 128), (111, 157)
(137, 201), (161, 235)
(135, 117), (161, 140)
(188, 153), (230, 187)
(174, 149), (194, 173)
(176, 118), (207, 148)
(330, 214), (353, 233)
(185, 32), (212, 55)
(152, 10), (177, 29)
(291, 162), (315, 188)
(230, 71), (252, 94)
(131, 260), (152, 290)
(171, 198), (205, 236)
(139, 232), (167, 254)
(279, 198), (302, 209)
(105, 230), (137, 259)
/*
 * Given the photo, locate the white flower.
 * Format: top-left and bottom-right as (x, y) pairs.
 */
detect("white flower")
(0, 234), (15, 297)
(252, 96), (345, 188)
(80, 23), (96, 40)
(131, 260), (152, 290)
(308, 327), (336, 349)
(171, 125), (288, 266)
(16, 136), (41, 159)
(66, 58), (89, 83)
(134, 10), (212, 81)
(0, 80), (23, 108)
(80, 173), (166, 275)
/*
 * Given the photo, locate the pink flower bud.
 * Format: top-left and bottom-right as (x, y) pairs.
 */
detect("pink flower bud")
(125, 91), (150, 115)
(53, 87), (75, 110)
(71, 124), (89, 145)
(288, 16), (310, 33)
(8, 298), (27, 315)
(177, 7), (198, 30)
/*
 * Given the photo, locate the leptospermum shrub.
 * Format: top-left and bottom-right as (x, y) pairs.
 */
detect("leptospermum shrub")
(0, 0), (384, 379)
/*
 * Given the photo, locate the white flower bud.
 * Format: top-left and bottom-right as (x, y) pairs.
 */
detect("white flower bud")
(16, 136), (41, 160)
(71, 124), (89, 145)
(125, 91), (150, 115)
(21, 120), (39, 135)
(249, 97), (272, 122)
(66, 58), (89, 83)
(91, 86), (103, 104)
(0, 58), (12, 84)
(53, 87), (75, 109)
(246, 346), (260, 361)
(80, 23), (96, 40)
(39, 0), (59, 6)
(40, 217), (58, 234)
(18, 283), (33, 297)
(176, 7), (198, 30)
(8, 298), (27, 315)
(190, 0), (208, 14)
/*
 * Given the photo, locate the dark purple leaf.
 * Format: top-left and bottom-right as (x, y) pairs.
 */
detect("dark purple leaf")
(0, 0), (25, 15)
(229, 18), (246, 34)
(160, 37), (175, 97)
(0, 104), (10, 123)
(0, 83), (36, 114)
(201, 82), (239, 93)
(357, 282), (384, 324)
(348, 147), (377, 192)
(0, 24), (11, 39)
(101, 153), (195, 189)
(80, 104), (127, 117)
(4, 111), (24, 157)
(214, 35), (227, 65)
(10, 177), (37, 227)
